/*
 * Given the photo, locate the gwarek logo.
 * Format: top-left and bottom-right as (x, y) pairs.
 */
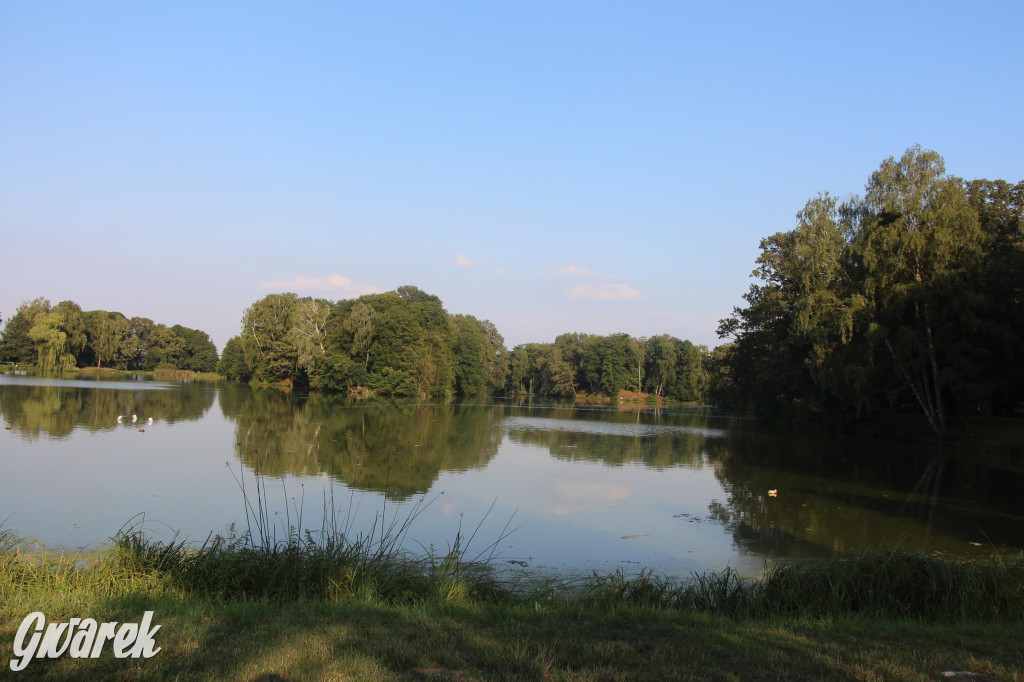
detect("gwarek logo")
(9, 611), (162, 672)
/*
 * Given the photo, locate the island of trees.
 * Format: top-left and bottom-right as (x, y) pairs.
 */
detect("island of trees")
(217, 285), (713, 402)
(1, 147), (1020, 433)
(0, 298), (218, 373)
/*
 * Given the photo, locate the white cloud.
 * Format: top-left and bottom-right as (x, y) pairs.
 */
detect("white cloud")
(259, 274), (377, 296)
(566, 282), (642, 301)
(554, 264), (604, 279)
(541, 482), (633, 515)
(449, 253), (479, 269)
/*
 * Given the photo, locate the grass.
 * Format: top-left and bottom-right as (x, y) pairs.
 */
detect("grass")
(2, 472), (1023, 680)
(2, 570), (1023, 680)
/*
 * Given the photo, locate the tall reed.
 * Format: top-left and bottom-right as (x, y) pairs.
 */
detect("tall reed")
(110, 463), (517, 604)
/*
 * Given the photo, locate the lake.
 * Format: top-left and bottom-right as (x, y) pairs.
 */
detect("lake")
(2, 373), (1022, 579)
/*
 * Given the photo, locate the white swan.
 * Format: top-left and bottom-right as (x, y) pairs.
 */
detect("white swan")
(117, 415), (123, 424)
(131, 414), (137, 423)
(147, 417), (153, 425)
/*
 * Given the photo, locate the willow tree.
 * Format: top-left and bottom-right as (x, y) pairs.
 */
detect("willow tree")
(28, 310), (77, 373)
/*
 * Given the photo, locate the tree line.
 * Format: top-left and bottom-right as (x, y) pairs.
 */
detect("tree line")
(715, 146), (1023, 433)
(216, 285), (713, 401)
(507, 333), (711, 402)
(0, 298), (218, 373)
(0, 286), (710, 402)
(5, 146), (1017, 422)
(218, 285), (509, 398)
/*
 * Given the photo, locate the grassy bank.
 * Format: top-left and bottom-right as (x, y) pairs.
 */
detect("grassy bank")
(2, 522), (1023, 680)
(3, 593), (1022, 681)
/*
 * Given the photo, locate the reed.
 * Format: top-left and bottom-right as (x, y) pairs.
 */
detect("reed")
(3, 479), (1022, 622)
(107, 465), (517, 605)
(757, 551), (1024, 620)
(563, 552), (1024, 621)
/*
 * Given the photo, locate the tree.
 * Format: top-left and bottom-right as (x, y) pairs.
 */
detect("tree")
(218, 336), (250, 381)
(719, 146), (1005, 432)
(240, 293), (300, 382)
(290, 297), (331, 378)
(28, 310), (76, 373)
(171, 325), (219, 372)
(87, 311), (133, 368)
(964, 179), (1024, 414)
(479, 318), (510, 392)
(127, 317), (155, 369)
(644, 335), (677, 397)
(627, 336), (645, 392)
(452, 315), (491, 397)
(509, 347), (531, 393)
(344, 302), (377, 370)
(0, 298), (50, 364)
(853, 146), (983, 434)
(535, 346), (576, 398)
(578, 333), (634, 396)
(53, 301), (87, 364)
(144, 324), (186, 368)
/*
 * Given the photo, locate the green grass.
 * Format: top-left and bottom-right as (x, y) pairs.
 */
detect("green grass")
(4, 519), (1024, 680)
(2, 580), (1023, 680)
(3, 472), (1023, 680)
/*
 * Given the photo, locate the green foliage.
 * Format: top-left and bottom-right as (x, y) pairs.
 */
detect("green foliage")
(0, 297), (50, 363)
(289, 297), (331, 380)
(144, 324), (187, 369)
(579, 333), (635, 395)
(218, 335), (250, 381)
(240, 292), (300, 382)
(963, 178), (1024, 414)
(507, 333), (710, 401)
(451, 314), (508, 397)
(0, 296), (219, 374)
(28, 308), (77, 373)
(170, 324), (219, 372)
(718, 146), (1022, 430)
(369, 367), (418, 397)
(231, 286), (505, 398)
(84, 310), (134, 368)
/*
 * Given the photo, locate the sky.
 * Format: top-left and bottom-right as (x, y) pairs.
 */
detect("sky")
(2, 1), (1022, 353)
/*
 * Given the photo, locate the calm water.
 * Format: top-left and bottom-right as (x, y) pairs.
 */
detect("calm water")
(2, 374), (1022, 578)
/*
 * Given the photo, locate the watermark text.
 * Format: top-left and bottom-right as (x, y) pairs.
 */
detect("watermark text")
(10, 611), (161, 672)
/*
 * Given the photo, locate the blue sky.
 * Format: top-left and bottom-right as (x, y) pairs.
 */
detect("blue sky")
(2, 1), (1022, 352)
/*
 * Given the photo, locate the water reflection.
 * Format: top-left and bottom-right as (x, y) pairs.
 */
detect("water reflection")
(504, 411), (722, 468)
(224, 390), (503, 500)
(0, 375), (216, 440)
(703, 430), (1024, 558)
(2, 375), (1022, 570)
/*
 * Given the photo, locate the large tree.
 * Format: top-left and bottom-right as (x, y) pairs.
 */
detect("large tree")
(240, 293), (300, 382)
(718, 146), (1009, 433)
(853, 146), (983, 434)
(86, 311), (134, 368)
(0, 298), (50, 364)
